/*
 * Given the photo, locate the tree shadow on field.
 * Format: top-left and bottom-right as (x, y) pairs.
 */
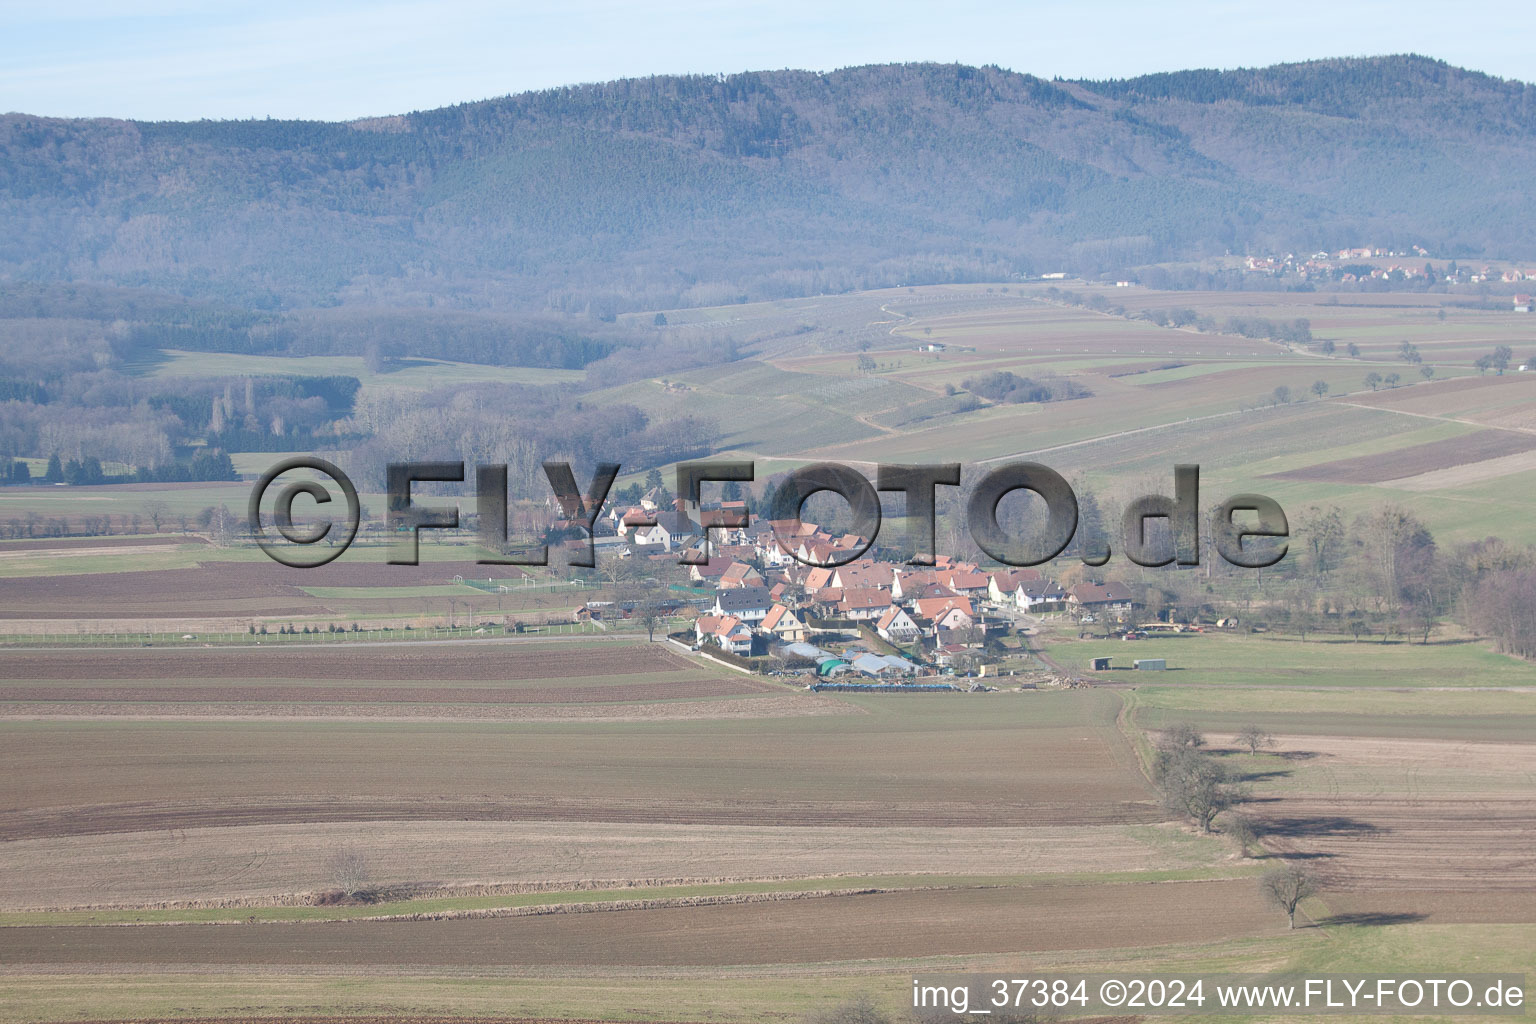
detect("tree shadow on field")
(1316, 911), (1427, 927)
(1232, 768), (1293, 784)
(1256, 814), (1384, 838)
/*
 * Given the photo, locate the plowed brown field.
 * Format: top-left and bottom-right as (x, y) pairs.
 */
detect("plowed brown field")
(0, 642), (715, 683)
(0, 880), (1268, 966)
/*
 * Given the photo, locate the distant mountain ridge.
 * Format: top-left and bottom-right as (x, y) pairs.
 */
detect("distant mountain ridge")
(1, 55), (1532, 310)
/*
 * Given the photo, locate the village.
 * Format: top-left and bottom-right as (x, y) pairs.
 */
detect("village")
(582, 487), (1156, 685)
(1238, 245), (1536, 299)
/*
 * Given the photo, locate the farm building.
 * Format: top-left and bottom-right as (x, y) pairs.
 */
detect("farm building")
(1133, 658), (1166, 671)
(849, 652), (920, 677)
(1090, 657), (1111, 671)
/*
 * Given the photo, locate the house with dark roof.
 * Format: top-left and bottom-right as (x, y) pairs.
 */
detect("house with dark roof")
(654, 510), (697, 546)
(710, 586), (772, 623)
(687, 556), (732, 584)
(1067, 581), (1138, 617)
(1019, 580), (1068, 611)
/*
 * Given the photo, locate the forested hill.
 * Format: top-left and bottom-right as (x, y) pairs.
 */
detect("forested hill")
(3, 55), (1533, 311)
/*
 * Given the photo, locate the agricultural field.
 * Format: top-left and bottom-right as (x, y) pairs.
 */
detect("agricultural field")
(144, 350), (585, 390)
(4, 283), (1536, 1022)
(1126, 686), (1536, 915)
(1041, 629), (1536, 691)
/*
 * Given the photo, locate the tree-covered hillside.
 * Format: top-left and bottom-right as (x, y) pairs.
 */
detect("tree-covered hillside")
(2, 55), (1532, 310)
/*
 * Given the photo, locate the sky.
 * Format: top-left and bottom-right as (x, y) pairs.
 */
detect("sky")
(4, 0), (1535, 122)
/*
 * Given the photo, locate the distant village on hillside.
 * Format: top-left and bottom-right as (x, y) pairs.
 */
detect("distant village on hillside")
(1236, 246), (1536, 296)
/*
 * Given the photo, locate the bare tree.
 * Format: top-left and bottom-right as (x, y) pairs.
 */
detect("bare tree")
(1236, 724), (1275, 756)
(141, 499), (169, 534)
(1261, 863), (1320, 929)
(621, 579), (669, 642)
(325, 847), (375, 901)
(1286, 581), (1316, 641)
(598, 556), (639, 588)
(1159, 722), (1206, 751)
(1225, 814), (1261, 858)
(208, 504), (236, 547)
(1154, 746), (1242, 833)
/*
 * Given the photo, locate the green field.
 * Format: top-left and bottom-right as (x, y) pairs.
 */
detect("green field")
(1044, 631), (1536, 689)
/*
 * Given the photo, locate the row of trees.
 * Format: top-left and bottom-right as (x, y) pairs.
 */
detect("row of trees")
(1125, 501), (1536, 656)
(1152, 722), (1320, 929)
(960, 370), (1090, 405)
(2, 451), (240, 487)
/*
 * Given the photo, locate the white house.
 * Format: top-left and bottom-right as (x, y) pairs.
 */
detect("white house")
(711, 586), (772, 624)
(1018, 581), (1068, 611)
(914, 596), (975, 633)
(838, 587), (893, 621)
(760, 604), (808, 643)
(695, 614), (753, 655)
(875, 605), (921, 644)
(988, 568), (1042, 606)
(629, 523), (673, 550)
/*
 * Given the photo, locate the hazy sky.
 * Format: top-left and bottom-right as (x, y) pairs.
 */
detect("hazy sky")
(5, 0), (1534, 121)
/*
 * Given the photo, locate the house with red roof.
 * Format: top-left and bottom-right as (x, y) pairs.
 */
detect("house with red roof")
(838, 587), (894, 620)
(988, 568), (1042, 605)
(875, 605), (921, 643)
(718, 561), (765, 589)
(760, 604), (808, 643)
(693, 614), (754, 655)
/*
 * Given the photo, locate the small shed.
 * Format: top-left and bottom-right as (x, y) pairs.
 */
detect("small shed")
(1133, 658), (1166, 671)
(1090, 657), (1111, 671)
